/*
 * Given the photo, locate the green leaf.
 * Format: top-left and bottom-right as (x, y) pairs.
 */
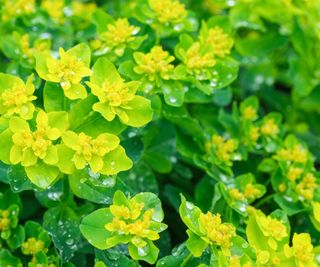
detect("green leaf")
(67, 43), (91, 67)
(0, 249), (22, 267)
(0, 129), (13, 164)
(8, 164), (33, 192)
(69, 168), (129, 204)
(25, 161), (60, 189)
(48, 111), (69, 132)
(69, 94), (98, 129)
(179, 195), (202, 236)
(162, 81), (185, 107)
(43, 206), (81, 262)
(91, 58), (121, 85)
(80, 208), (113, 250)
(74, 112), (126, 137)
(95, 249), (139, 267)
(43, 82), (66, 112)
(143, 120), (176, 173)
(186, 229), (208, 257)
(128, 240), (159, 264)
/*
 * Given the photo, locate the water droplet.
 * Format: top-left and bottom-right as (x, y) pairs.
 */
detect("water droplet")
(169, 96), (177, 104)
(210, 79), (218, 87)
(128, 131), (137, 138)
(66, 238), (74, 245)
(132, 28), (139, 35)
(173, 23), (183, 32)
(102, 177), (116, 188)
(138, 246), (149, 257)
(88, 169), (100, 179)
(255, 75), (264, 84)
(186, 201), (193, 210)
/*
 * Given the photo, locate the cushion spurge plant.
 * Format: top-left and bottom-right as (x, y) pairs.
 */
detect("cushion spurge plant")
(80, 190), (167, 264)
(1, 0), (320, 266)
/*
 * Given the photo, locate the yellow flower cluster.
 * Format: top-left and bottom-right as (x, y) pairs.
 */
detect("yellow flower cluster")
(10, 111), (60, 166)
(185, 42), (216, 73)
(229, 188), (245, 201)
(0, 75), (36, 120)
(20, 34), (51, 63)
(257, 213), (287, 250)
(105, 199), (159, 248)
(241, 106), (257, 121)
(41, 0), (65, 24)
(21, 237), (46, 255)
(296, 172), (318, 200)
(198, 212), (236, 253)
(229, 256), (253, 267)
(148, 0), (187, 24)
(89, 79), (135, 120)
(229, 183), (261, 202)
(276, 144), (308, 164)
(284, 233), (317, 267)
(134, 46), (175, 82)
(287, 166), (303, 182)
(71, 1), (97, 25)
(256, 250), (281, 265)
(0, 210), (11, 231)
(248, 126), (260, 143)
(2, 0), (35, 21)
(206, 135), (238, 165)
(100, 19), (140, 49)
(260, 118), (279, 136)
(46, 48), (91, 94)
(203, 27), (234, 58)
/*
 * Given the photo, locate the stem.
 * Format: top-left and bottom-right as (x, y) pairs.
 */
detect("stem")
(255, 194), (275, 208)
(180, 253), (192, 267)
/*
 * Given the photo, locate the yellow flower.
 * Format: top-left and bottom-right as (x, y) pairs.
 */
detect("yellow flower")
(100, 19), (140, 50)
(36, 44), (92, 100)
(284, 233), (316, 267)
(42, 0), (65, 24)
(261, 118), (279, 136)
(0, 210), (11, 231)
(148, 0), (187, 24)
(21, 237), (46, 255)
(296, 172), (317, 200)
(198, 212), (236, 253)
(248, 126), (260, 143)
(207, 135), (238, 166)
(287, 167), (303, 182)
(9, 110), (61, 167)
(185, 42), (216, 73)
(256, 250), (270, 265)
(278, 183), (287, 192)
(71, 1), (96, 24)
(46, 48), (91, 91)
(276, 144), (308, 164)
(61, 131), (120, 174)
(2, 0), (35, 21)
(243, 183), (261, 199)
(89, 78), (136, 121)
(256, 213), (288, 248)
(134, 46), (175, 82)
(0, 74), (36, 120)
(202, 27), (234, 58)
(105, 199), (160, 248)
(229, 256), (241, 267)
(19, 34), (51, 63)
(241, 106), (257, 121)
(228, 188), (245, 201)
